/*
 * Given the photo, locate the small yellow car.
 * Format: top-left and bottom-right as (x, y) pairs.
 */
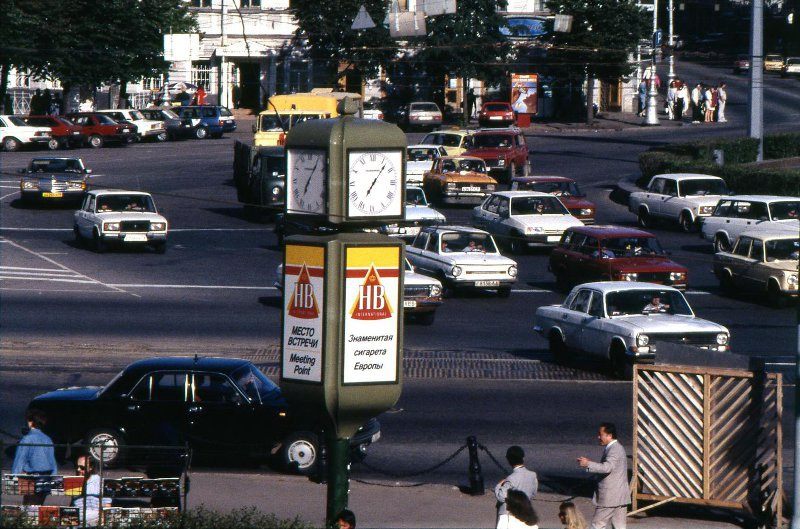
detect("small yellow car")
(764, 54), (784, 72)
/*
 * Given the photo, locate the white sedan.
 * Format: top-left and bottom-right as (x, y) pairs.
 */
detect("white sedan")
(73, 190), (168, 253)
(534, 282), (730, 379)
(472, 191), (583, 253)
(406, 144), (447, 185)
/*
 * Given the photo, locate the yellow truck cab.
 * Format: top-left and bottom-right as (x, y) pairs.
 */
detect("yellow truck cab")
(254, 90), (362, 147)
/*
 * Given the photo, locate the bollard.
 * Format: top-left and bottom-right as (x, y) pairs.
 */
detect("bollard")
(466, 436), (484, 495)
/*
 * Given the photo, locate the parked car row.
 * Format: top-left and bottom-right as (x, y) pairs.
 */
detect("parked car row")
(1, 105), (236, 151)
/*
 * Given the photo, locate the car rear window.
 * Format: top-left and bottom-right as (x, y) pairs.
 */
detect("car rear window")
(472, 134), (513, 148)
(769, 201), (800, 220)
(219, 107), (233, 117)
(412, 103), (439, 112)
(484, 103), (510, 112)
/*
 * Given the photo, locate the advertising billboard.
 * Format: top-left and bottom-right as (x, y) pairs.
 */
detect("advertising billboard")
(510, 73), (538, 115)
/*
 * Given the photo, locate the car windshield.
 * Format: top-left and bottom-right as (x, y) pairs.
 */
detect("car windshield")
(96, 195), (156, 213)
(601, 236), (665, 257)
(510, 196), (568, 215)
(231, 364), (282, 405)
(448, 159), (486, 173)
(406, 187), (428, 205)
(605, 289), (693, 316)
(678, 179), (728, 196)
(484, 103), (511, 112)
(28, 159), (83, 173)
(441, 232), (497, 253)
(161, 109), (180, 119)
(407, 147), (438, 161)
(526, 181), (582, 197)
(411, 103), (439, 112)
(787, 58), (800, 65)
(128, 110), (145, 120)
(472, 134), (513, 148)
(768, 201), (800, 220)
(765, 238), (800, 261)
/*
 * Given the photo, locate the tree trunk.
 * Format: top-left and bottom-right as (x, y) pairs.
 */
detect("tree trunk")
(0, 61), (10, 114)
(586, 74), (594, 125)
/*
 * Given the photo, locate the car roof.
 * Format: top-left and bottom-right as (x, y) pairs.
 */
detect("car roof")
(575, 281), (681, 293)
(87, 189), (152, 197)
(439, 155), (485, 162)
(473, 128), (518, 136)
(489, 190), (553, 199)
(652, 173), (725, 181)
(407, 144), (444, 150)
(426, 129), (472, 136)
(422, 224), (489, 235)
(716, 195), (799, 203)
(512, 175), (575, 183)
(30, 157), (82, 162)
(565, 225), (655, 238)
(739, 224), (800, 239)
(124, 356), (252, 374)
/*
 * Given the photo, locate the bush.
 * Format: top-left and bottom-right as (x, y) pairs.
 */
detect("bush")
(764, 132), (800, 159)
(719, 165), (800, 196)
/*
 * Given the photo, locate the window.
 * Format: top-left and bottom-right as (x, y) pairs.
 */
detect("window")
(751, 239), (764, 261)
(240, 0), (260, 5)
(412, 232), (428, 250)
(662, 179), (677, 196)
(568, 233), (586, 251)
(649, 178), (665, 194)
(142, 77), (162, 91)
(569, 290), (592, 313)
(734, 237), (753, 257)
(192, 61), (212, 90)
(580, 236), (599, 256)
(426, 234), (439, 252)
(713, 200), (733, 217)
(484, 196), (500, 214)
(497, 198), (509, 217)
(193, 374), (240, 403)
(190, 0), (212, 6)
(131, 372), (188, 402)
(588, 293), (604, 317)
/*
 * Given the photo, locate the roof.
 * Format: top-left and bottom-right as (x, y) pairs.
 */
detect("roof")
(489, 190), (553, 199)
(422, 224), (489, 235)
(86, 189), (152, 197)
(575, 281), (682, 293)
(30, 157), (82, 162)
(472, 128), (519, 136)
(651, 173), (725, 181)
(739, 224), (800, 239)
(439, 155), (485, 162)
(512, 175), (575, 183)
(407, 144), (445, 150)
(124, 356), (252, 374)
(565, 225), (656, 238)
(715, 195), (800, 203)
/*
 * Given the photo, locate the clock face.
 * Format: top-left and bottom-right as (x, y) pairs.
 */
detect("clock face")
(287, 149), (327, 214)
(347, 150), (403, 218)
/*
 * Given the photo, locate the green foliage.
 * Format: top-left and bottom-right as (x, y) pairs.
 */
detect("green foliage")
(291, 0), (396, 82)
(544, 0), (651, 81)
(764, 132), (800, 159)
(719, 165), (800, 196)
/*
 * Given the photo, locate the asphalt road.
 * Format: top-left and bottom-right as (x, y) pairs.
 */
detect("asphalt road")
(0, 60), (798, 490)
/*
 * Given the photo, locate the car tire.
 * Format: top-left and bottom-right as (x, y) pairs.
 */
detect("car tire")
(85, 428), (126, 468)
(767, 281), (787, 309)
(156, 131), (168, 142)
(47, 138), (61, 150)
(713, 234), (731, 253)
(637, 208), (651, 228)
(549, 333), (567, 365)
(506, 162), (516, 182)
(3, 136), (21, 152)
(497, 286), (512, 298)
(195, 127), (208, 140)
(93, 230), (106, 253)
(417, 311), (436, 326)
(610, 345), (633, 380)
(88, 135), (104, 149)
(281, 431), (319, 475)
(679, 213), (696, 233)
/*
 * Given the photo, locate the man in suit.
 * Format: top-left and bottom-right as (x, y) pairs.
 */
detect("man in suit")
(495, 445), (538, 527)
(578, 422), (629, 529)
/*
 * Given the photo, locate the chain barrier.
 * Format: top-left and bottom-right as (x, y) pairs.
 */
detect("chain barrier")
(477, 443), (509, 475)
(357, 443), (467, 479)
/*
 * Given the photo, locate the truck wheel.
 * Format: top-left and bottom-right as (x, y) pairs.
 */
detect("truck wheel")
(281, 431), (319, 475)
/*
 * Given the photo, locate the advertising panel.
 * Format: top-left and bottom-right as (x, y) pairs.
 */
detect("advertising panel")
(282, 244), (325, 383)
(342, 246), (401, 384)
(510, 73), (539, 115)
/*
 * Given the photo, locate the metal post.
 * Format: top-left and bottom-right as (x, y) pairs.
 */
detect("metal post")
(325, 437), (350, 528)
(466, 436), (485, 495)
(668, 0), (676, 80)
(643, 0), (660, 126)
(793, 297), (800, 529)
(748, 0), (764, 161)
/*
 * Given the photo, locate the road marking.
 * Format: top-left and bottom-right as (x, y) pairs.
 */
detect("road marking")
(109, 283), (277, 290)
(1, 191), (19, 200)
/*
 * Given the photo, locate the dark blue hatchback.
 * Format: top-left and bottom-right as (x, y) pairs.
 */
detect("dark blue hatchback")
(175, 105), (237, 139)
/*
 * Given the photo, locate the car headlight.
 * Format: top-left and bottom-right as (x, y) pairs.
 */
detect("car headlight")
(497, 159), (505, 166)
(67, 181), (85, 190)
(430, 285), (442, 296)
(104, 222), (120, 232)
(637, 334), (649, 346)
(786, 273), (798, 287)
(21, 180), (38, 190)
(150, 222), (166, 231)
(580, 208), (593, 216)
(699, 206), (714, 215)
(486, 184), (496, 191)
(508, 265), (518, 277)
(621, 272), (638, 281)
(271, 186), (281, 196)
(716, 333), (729, 345)
(451, 265), (462, 277)
(446, 182), (456, 189)
(670, 272), (686, 281)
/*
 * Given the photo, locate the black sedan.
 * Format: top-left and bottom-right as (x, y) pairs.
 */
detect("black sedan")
(18, 157), (91, 204)
(28, 356), (381, 475)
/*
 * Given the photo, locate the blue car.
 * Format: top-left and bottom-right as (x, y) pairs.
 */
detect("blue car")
(175, 105), (237, 139)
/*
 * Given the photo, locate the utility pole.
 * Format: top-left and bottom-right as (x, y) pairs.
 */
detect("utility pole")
(748, 0), (764, 161)
(643, 0), (661, 125)
(667, 0), (675, 80)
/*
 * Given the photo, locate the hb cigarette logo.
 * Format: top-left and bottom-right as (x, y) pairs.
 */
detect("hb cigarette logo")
(350, 264), (393, 320)
(287, 264), (320, 319)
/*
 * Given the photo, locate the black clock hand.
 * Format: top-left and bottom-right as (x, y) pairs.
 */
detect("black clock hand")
(365, 162), (386, 197)
(304, 159), (319, 195)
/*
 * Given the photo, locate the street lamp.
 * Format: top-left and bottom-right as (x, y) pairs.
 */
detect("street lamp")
(643, 28), (661, 126)
(668, 0), (675, 80)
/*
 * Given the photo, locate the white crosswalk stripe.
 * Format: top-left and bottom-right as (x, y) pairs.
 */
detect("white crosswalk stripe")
(0, 265), (100, 284)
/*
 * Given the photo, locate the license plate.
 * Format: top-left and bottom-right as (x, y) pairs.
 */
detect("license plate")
(42, 192), (63, 198)
(547, 235), (561, 242)
(371, 431), (381, 443)
(404, 227), (420, 235)
(403, 300), (417, 308)
(490, 116), (502, 120)
(124, 234), (148, 242)
(122, 129), (130, 133)
(475, 280), (500, 287)
(72, 131), (80, 135)
(417, 116), (432, 120)
(462, 186), (480, 192)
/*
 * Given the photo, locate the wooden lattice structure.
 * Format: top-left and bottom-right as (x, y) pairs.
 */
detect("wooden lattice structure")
(632, 365), (783, 527)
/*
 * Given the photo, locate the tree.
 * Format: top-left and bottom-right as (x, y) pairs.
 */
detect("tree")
(0, 0), (41, 112)
(416, 0), (512, 125)
(291, 0), (397, 86)
(545, 0), (651, 123)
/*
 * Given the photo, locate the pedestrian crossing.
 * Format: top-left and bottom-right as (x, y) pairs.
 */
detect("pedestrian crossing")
(0, 265), (99, 285)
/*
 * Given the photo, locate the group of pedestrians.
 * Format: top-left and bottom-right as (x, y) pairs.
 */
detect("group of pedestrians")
(664, 79), (727, 123)
(29, 88), (59, 116)
(495, 422), (628, 529)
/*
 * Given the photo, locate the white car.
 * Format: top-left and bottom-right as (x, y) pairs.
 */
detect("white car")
(407, 225), (518, 297)
(97, 109), (167, 142)
(73, 190), (168, 253)
(471, 191), (583, 253)
(700, 195), (800, 252)
(629, 173), (730, 232)
(406, 144), (447, 185)
(534, 282), (731, 379)
(362, 99), (384, 120)
(0, 115), (52, 152)
(379, 186), (446, 240)
(781, 57), (800, 77)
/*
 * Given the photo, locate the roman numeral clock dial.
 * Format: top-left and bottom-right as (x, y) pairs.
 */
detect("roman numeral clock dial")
(347, 151), (403, 218)
(287, 149), (327, 214)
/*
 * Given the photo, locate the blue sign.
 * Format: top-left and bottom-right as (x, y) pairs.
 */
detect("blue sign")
(653, 29), (663, 47)
(500, 17), (549, 39)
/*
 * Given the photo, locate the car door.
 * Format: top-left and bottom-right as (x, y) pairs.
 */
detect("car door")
(407, 232), (433, 274)
(492, 197), (512, 238)
(729, 236), (757, 289)
(579, 290), (608, 357)
(573, 236), (601, 282)
(737, 237), (766, 290)
(560, 288), (593, 350)
(659, 178), (681, 219)
(472, 195), (498, 229)
(126, 371), (192, 448)
(75, 194), (96, 237)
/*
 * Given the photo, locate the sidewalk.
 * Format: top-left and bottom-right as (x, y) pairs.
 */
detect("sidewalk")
(186, 470), (747, 528)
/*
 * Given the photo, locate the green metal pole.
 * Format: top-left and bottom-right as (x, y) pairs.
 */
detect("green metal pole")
(326, 436), (350, 528)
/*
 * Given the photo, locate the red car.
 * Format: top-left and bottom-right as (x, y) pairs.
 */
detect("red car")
(510, 175), (596, 224)
(64, 112), (135, 148)
(463, 128), (529, 181)
(549, 225), (688, 290)
(478, 102), (515, 127)
(22, 115), (86, 149)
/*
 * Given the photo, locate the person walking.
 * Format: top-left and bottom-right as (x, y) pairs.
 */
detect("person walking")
(495, 446), (538, 528)
(577, 422), (629, 529)
(674, 80), (688, 121)
(690, 83), (702, 123)
(665, 81), (676, 121)
(12, 409), (58, 505)
(637, 80), (647, 117)
(716, 82), (727, 122)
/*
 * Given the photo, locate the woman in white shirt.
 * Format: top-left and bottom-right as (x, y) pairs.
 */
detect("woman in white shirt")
(498, 489), (539, 529)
